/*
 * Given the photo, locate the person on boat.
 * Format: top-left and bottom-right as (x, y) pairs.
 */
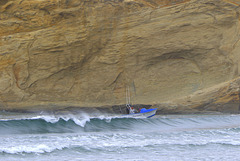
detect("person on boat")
(126, 104), (137, 114)
(126, 104), (130, 114)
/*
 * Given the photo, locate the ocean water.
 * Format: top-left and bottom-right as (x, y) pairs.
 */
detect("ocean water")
(1, 111), (240, 161)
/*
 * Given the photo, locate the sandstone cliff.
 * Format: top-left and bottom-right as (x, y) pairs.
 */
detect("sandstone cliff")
(0, 0), (240, 113)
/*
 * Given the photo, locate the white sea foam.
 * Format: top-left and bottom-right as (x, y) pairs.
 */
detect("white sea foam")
(1, 130), (240, 156)
(26, 113), (92, 127)
(0, 144), (65, 154)
(2, 114), (240, 161)
(31, 115), (60, 123)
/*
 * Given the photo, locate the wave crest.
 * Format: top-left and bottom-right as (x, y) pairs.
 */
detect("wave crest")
(1, 114), (240, 134)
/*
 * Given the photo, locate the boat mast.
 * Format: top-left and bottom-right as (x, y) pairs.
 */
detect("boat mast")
(128, 86), (131, 105)
(126, 86), (131, 105)
(126, 86), (128, 106)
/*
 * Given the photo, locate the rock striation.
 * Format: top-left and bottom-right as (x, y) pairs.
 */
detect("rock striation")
(0, 0), (240, 113)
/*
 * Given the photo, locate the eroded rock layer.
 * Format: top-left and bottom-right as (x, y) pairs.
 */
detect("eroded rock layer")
(0, 0), (240, 113)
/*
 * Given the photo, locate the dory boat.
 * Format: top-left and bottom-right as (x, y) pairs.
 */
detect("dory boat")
(122, 107), (157, 118)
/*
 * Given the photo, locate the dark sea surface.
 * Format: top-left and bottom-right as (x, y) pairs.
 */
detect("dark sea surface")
(1, 111), (240, 161)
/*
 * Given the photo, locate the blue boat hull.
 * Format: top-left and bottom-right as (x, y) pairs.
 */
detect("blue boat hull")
(122, 108), (157, 118)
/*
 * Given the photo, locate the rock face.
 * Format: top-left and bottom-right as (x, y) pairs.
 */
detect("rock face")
(0, 0), (240, 113)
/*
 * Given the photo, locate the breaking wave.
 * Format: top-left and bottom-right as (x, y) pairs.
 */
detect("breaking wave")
(2, 113), (240, 161)
(1, 113), (240, 134)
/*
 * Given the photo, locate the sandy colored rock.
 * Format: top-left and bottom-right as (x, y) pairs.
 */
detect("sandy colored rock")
(0, 0), (240, 113)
